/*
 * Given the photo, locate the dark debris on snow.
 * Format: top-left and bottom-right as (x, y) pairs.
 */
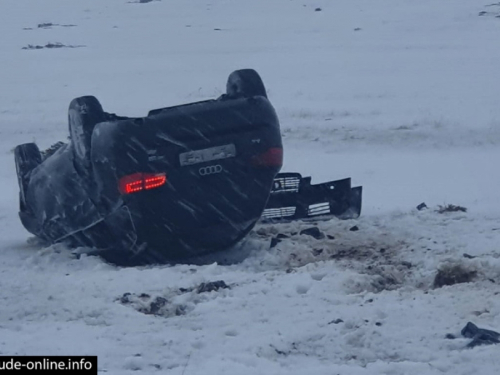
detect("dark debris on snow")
(433, 264), (477, 288)
(22, 43), (85, 50)
(437, 204), (467, 214)
(299, 227), (325, 239)
(447, 322), (500, 348)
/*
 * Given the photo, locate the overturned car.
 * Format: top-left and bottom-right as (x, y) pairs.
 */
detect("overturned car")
(15, 69), (361, 265)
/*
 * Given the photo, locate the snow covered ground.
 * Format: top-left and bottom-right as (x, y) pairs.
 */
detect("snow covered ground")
(1, 0), (500, 373)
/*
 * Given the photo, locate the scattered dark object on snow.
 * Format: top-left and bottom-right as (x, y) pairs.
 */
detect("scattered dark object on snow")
(478, 11), (500, 17)
(371, 273), (399, 291)
(120, 292), (132, 304)
(330, 249), (349, 260)
(401, 261), (412, 269)
(416, 202), (427, 211)
(327, 234), (335, 240)
(445, 333), (456, 340)
(472, 309), (490, 316)
(14, 69), (283, 265)
(437, 204), (467, 214)
(433, 264), (477, 288)
(119, 280), (228, 316)
(270, 233), (289, 247)
(271, 345), (288, 356)
(196, 280), (229, 293)
(461, 322), (500, 348)
(22, 43), (84, 50)
(354, 27), (362, 31)
(149, 296), (168, 314)
(262, 172), (362, 222)
(328, 319), (344, 325)
(120, 293), (183, 316)
(478, 3), (500, 18)
(463, 253), (476, 259)
(299, 227), (325, 240)
(349, 225), (359, 232)
(36, 23), (76, 29)
(315, 8), (322, 12)
(178, 280), (230, 294)
(312, 248), (323, 256)
(375, 322), (382, 326)
(270, 237), (281, 248)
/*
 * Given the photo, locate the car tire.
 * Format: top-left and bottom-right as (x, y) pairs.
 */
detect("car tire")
(14, 143), (42, 210)
(68, 96), (105, 173)
(226, 69), (267, 99)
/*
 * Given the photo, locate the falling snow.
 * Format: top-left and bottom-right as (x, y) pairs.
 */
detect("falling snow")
(1, 0), (500, 374)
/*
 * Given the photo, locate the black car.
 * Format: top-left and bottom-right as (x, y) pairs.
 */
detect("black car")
(15, 69), (284, 265)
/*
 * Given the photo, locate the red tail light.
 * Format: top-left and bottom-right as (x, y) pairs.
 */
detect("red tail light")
(144, 174), (167, 190)
(119, 172), (167, 194)
(252, 147), (283, 167)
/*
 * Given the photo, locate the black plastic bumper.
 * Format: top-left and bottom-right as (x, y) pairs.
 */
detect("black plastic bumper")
(262, 173), (362, 222)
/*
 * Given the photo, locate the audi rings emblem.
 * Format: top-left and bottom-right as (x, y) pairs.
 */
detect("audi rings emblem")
(199, 164), (223, 176)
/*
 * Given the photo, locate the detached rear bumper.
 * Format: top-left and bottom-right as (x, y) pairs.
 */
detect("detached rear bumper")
(262, 173), (362, 222)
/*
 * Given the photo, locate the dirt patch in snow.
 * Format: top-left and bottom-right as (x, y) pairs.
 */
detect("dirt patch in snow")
(251, 220), (414, 292)
(478, 3), (500, 18)
(118, 281), (230, 317)
(436, 204), (467, 214)
(250, 208), (500, 294)
(434, 264), (477, 288)
(22, 43), (85, 50)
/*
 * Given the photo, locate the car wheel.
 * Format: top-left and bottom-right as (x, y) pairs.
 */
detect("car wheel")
(68, 96), (105, 173)
(14, 143), (42, 210)
(226, 69), (267, 99)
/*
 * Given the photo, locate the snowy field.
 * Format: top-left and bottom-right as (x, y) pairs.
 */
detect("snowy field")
(1, 0), (500, 374)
